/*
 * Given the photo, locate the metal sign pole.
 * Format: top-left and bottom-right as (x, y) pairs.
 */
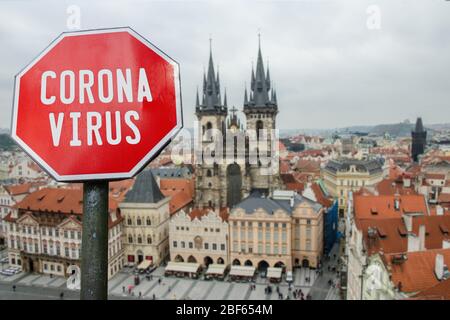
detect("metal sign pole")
(80, 180), (109, 300)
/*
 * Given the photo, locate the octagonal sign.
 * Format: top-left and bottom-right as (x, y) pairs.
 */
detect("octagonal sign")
(11, 27), (182, 181)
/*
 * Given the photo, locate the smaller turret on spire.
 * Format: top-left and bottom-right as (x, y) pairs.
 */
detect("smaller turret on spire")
(196, 86), (200, 107)
(223, 88), (228, 107)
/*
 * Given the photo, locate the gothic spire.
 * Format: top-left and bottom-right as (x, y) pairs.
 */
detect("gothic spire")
(223, 88), (227, 107)
(415, 117), (424, 133)
(244, 86), (248, 105)
(196, 86), (200, 107)
(247, 33), (272, 107)
(198, 38), (223, 111)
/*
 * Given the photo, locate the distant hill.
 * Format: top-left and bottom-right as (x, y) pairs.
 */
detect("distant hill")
(369, 122), (416, 137)
(0, 134), (17, 151)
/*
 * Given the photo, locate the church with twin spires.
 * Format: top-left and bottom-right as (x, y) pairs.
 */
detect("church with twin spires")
(194, 37), (281, 209)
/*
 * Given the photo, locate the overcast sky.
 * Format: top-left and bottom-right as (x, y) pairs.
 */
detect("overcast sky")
(0, 0), (449, 130)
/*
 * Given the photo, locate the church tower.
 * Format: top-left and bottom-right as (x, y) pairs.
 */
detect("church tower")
(243, 36), (280, 194)
(195, 42), (228, 208)
(411, 117), (427, 162)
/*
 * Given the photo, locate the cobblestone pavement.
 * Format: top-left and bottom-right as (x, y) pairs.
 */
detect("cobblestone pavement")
(0, 244), (342, 300)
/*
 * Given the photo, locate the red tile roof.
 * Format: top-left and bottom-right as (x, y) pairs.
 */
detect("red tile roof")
(354, 194), (428, 220)
(159, 178), (194, 215)
(375, 179), (417, 196)
(188, 207), (229, 222)
(311, 183), (333, 207)
(413, 278), (450, 300)
(10, 188), (122, 228)
(425, 173), (446, 180)
(386, 248), (450, 294)
(356, 215), (450, 256)
(5, 183), (35, 196)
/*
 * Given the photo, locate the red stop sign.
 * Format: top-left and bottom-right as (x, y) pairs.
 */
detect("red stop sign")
(11, 28), (182, 181)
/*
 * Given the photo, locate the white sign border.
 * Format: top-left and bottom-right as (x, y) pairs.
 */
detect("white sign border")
(11, 27), (183, 182)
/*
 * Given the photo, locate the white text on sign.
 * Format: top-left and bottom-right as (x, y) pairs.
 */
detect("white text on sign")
(40, 68), (152, 147)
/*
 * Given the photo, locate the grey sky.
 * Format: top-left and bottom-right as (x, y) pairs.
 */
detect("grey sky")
(0, 0), (449, 130)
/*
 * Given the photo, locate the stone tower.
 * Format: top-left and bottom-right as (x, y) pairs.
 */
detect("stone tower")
(243, 36), (280, 194)
(411, 117), (427, 162)
(195, 43), (249, 209)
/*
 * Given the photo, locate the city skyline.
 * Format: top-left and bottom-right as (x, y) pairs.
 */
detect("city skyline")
(0, 1), (449, 130)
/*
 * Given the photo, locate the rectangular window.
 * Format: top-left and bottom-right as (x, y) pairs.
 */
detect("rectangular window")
(273, 245), (278, 254)
(65, 247), (69, 257)
(306, 240), (312, 251)
(173, 241), (177, 248)
(189, 242), (193, 249)
(258, 243), (263, 253)
(212, 243), (217, 250)
(220, 244), (225, 251)
(265, 244), (270, 254)
(181, 241), (185, 248)
(282, 245), (287, 254)
(295, 239), (300, 250)
(233, 242), (238, 252)
(204, 243), (209, 250)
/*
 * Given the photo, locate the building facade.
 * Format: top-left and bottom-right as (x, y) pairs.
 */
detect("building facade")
(4, 187), (124, 279)
(119, 170), (170, 266)
(322, 159), (384, 218)
(169, 208), (229, 266)
(229, 190), (324, 271)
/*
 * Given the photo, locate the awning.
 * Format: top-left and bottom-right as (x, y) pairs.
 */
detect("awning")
(266, 267), (282, 279)
(229, 265), (256, 277)
(165, 262), (200, 273)
(206, 264), (226, 275)
(137, 259), (151, 270)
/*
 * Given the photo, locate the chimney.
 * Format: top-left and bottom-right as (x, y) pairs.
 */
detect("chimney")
(290, 196), (294, 208)
(394, 197), (400, 211)
(435, 254), (444, 280)
(403, 178), (411, 188)
(407, 233), (420, 252)
(418, 225), (426, 251)
(403, 214), (413, 233)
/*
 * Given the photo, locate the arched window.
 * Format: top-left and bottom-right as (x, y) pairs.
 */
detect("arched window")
(146, 217), (151, 226)
(128, 235), (133, 243)
(137, 217), (142, 226)
(137, 235), (142, 244)
(256, 120), (264, 140)
(206, 169), (212, 177)
(127, 217), (132, 225)
(147, 236), (152, 244)
(205, 122), (213, 140)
